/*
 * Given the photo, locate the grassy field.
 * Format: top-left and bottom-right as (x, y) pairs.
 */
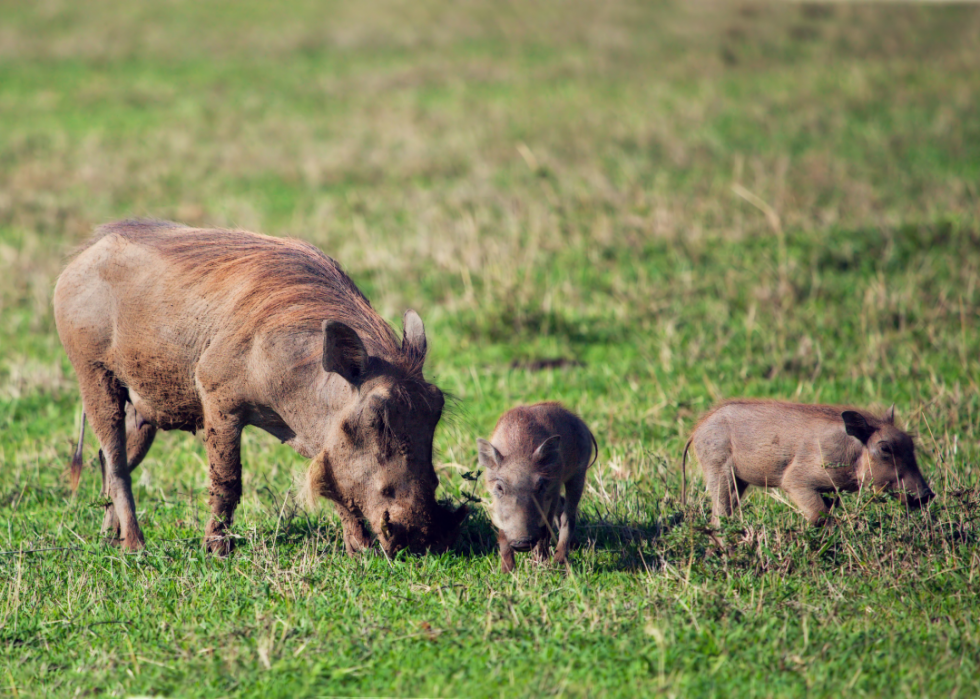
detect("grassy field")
(2, 1), (980, 696)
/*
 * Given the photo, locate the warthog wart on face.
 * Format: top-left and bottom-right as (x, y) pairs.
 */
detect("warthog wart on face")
(479, 403), (596, 573)
(307, 317), (467, 558)
(684, 400), (934, 527)
(310, 377), (466, 557)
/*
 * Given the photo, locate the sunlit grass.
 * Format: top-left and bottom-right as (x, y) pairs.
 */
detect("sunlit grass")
(1, 1), (979, 696)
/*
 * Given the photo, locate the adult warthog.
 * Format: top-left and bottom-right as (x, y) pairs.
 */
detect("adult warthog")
(55, 220), (466, 555)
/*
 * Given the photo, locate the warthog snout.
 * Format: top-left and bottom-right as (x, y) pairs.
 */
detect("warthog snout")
(898, 486), (935, 509)
(375, 502), (468, 557)
(509, 538), (536, 552)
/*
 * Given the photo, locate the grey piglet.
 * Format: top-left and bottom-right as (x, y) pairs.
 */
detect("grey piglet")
(479, 402), (597, 573)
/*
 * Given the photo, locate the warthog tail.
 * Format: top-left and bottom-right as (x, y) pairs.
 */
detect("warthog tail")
(681, 437), (693, 507)
(588, 426), (599, 468)
(70, 411), (86, 492)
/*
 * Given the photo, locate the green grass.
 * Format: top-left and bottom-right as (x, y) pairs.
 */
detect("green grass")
(2, 1), (980, 696)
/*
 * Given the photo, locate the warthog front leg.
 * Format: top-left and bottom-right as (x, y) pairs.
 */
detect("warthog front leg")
(785, 485), (832, 526)
(335, 502), (373, 556)
(533, 496), (563, 564)
(202, 415), (243, 556)
(498, 530), (515, 573)
(555, 473), (586, 565)
(305, 452), (373, 556)
(532, 537), (551, 564)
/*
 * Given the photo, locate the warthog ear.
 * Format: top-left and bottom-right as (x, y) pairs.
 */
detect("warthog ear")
(884, 404), (896, 424)
(477, 438), (503, 470)
(532, 435), (562, 474)
(322, 320), (368, 386)
(842, 411), (875, 444)
(402, 309), (427, 359)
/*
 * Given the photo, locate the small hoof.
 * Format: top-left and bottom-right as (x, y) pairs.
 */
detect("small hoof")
(121, 534), (145, 552)
(344, 536), (374, 556)
(101, 508), (121, 539)
(205, 536), (233, 556)
(808, 512), (835, 528)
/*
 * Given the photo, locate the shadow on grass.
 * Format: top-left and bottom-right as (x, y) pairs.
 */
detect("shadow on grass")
(450, 503), (689, 573)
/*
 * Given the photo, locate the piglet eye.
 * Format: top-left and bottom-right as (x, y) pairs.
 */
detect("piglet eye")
(494, 483), (504, 495)
(879, 443), (893, 455)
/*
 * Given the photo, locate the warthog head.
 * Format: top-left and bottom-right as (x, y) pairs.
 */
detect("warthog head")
(843, 407), (935, 509)
(478, 435), (563, 551)
(308, 311), (467, 556)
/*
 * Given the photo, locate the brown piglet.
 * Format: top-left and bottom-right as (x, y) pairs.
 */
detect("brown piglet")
(478, 403), (597, 573)
(683, 400), (934, 526)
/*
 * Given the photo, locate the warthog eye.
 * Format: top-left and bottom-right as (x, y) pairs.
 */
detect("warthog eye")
(493, 482), (504, 496)
(879, 443), (893, 455)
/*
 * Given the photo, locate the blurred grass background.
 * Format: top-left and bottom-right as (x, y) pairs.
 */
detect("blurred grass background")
(1, 1), (979, 697)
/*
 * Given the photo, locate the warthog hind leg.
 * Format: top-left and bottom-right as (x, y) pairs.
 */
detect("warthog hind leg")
(79, 366), (145, 550)
(100, 402), (158, 539)
(708, 457), (749, 526)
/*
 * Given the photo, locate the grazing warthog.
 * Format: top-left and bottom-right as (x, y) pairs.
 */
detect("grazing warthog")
(682, 400), (934, 526)
(54, 220), (466, 555)
(478, 403), (597, 573)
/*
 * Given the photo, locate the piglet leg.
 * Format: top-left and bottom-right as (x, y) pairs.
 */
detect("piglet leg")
(785, 485), (832, 527)
(533, 537), (551, 564)
(554, 472), (585, 565)
(498, 530), (515, 573)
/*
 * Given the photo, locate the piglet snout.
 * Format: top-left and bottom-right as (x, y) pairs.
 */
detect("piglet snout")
(900, 488), (935, 509)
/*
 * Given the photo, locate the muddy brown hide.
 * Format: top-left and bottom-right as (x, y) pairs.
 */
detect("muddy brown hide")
(54, 220), (466, 555)
(478, 402), (597, 573)
(684, 400), (934, 526)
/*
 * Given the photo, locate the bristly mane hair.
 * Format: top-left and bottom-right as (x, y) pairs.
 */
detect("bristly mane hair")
(693, 398), (887, 432)
(86, 219), (426, 377)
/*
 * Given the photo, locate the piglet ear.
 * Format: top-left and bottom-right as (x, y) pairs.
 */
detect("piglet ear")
(477, 439), (503, 470)
(842, 411), (875, 444)
(532, 435), (562, 474)
(884, 404), (896, 424)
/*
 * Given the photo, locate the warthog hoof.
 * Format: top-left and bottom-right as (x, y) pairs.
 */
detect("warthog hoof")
(205, 535), (233, 557)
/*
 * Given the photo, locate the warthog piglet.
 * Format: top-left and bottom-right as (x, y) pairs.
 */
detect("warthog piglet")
(683, 400), (934, 526)
(478, 403), (597, 573)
